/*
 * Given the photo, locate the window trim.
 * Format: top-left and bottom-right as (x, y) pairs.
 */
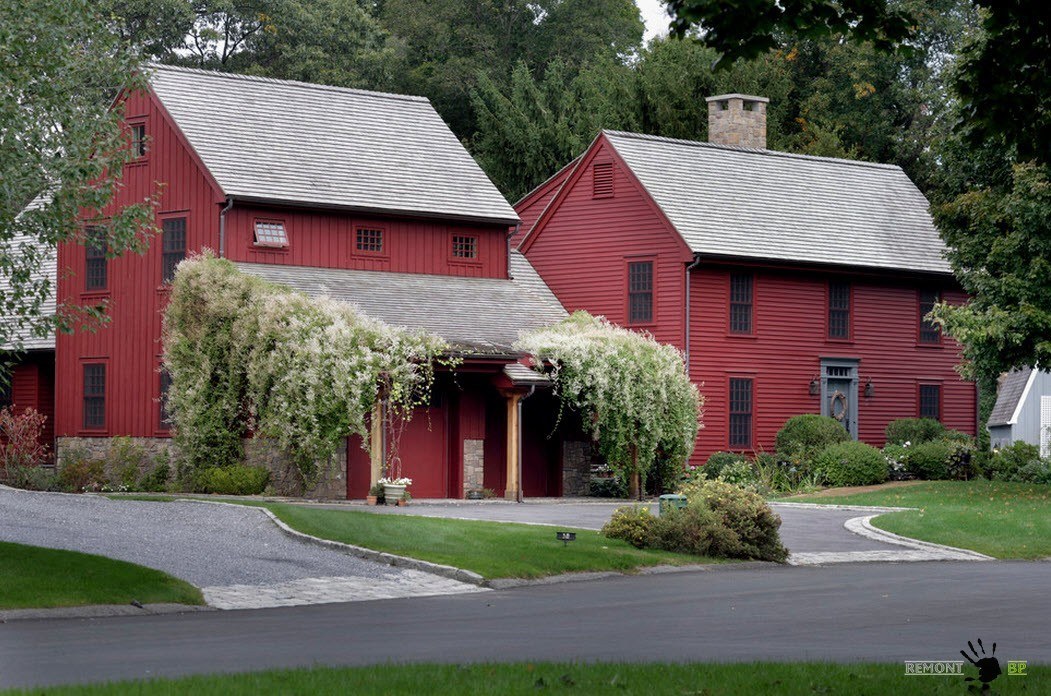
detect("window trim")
(251, 218), (289, 250)
(826, 280), (853, 342)
(80, 361), (108, 433)
(625, 257), (656, 326)
(127, 117), (148, 162)
(449, 233), (480, 263)
(918, 382), (943, 422)
(727, 375), (754, 450)
(728, 271), (755, 336)
(917, 289), (942, 346)
(159, 212), (188, 286)
(353, 226), (388, 258)
(83, 224), (109, 294)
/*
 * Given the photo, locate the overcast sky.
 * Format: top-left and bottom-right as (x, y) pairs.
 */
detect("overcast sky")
(636, 0), (671, 41)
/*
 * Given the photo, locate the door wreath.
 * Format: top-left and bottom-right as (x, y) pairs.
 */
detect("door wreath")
(829, 390), (848, 421)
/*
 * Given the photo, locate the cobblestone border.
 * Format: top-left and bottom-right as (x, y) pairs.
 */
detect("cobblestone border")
(845, 514), (994, 560)
(185, 499), (487, 587)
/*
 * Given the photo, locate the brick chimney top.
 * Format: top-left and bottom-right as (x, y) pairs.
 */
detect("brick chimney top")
(705, 94), (769, 149)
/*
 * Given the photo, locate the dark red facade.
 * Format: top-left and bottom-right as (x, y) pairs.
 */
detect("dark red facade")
(2, 351), (56, 451)
(518, 133), (976, 465)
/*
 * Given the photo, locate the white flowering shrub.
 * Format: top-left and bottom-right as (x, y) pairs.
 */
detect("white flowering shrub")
(163, 254), (447, 484)
(516, 311), (702, 490)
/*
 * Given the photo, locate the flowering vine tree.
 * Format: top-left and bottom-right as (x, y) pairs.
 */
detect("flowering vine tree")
(516, 311), (702, 495)
(162, 254), (447, 484)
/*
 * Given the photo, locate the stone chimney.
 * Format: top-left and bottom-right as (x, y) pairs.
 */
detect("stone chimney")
(705, 94), (769, 149)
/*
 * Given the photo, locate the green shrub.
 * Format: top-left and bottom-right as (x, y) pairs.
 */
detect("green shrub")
(703, 451), (749, 478)
(774, 414), (849, 459)
(588, 476), (627, 498)
(988, 441), (1042, 481)
(601, 506), (655, 548)
(882, 443), (911, 479)
(1009, 459), (1051, 484)
(8, 465), (59, 491)
(884, 417), (945, 446)
(137, 461), (172, 493)
(716, 459), (757, 489)
(646, 502), (733, 556)
(58, 450), (106, 492)
(194, 466), (270, 495)
(752, 451), (819, 495)
(944, 439), (981, 480)
(813, 441), (888, 487)
(675, 479), (788, 562)
(906, 439), (954, 480)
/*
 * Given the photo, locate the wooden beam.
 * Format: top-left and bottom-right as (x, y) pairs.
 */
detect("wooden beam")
(504, 391), (522, 500)
(370, 400), (384, 487)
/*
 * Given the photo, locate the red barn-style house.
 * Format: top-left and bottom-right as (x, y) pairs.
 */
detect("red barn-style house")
(7, 65), (597, 499)
(516, 94), (976, 465)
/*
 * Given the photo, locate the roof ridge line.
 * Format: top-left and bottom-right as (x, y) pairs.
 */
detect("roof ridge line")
(149, 63), (430, 104)
(601, 129), (902, 171)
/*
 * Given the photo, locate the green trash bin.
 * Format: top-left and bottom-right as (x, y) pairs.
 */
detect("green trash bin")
(658, 494), (687, 514)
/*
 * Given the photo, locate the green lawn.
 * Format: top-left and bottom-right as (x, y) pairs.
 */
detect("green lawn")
(0, 541), (203, 610)
(784, 480), (1051, 559)
(6, 662), (1044, 695)
(242, 502), (720, 579)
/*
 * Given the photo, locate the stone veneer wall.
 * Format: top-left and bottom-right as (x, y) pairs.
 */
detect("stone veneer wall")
(463, 439), (484, 495)
(561, 440), (592, 496)
(56, 435), (347, 499)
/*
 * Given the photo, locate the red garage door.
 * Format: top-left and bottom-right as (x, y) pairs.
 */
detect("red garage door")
(388, 403), (449, 499)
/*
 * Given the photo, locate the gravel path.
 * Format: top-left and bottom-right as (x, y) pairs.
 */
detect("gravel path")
(0, 488), (422, 588)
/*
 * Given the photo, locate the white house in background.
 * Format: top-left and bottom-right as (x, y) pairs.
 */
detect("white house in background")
(987, 368), (1051, 456)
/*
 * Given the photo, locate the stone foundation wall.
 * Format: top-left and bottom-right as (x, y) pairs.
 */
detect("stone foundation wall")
(56, 435), (347, 500)
(463, 439), (484, 495)
(561, 440), (592, 496)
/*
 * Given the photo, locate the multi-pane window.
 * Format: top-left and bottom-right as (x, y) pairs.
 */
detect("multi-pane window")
(130, 123), (147, 158)
(729, 272), (753, 334)
(452, 235), (477, 259)
(83, 364), (106, 430)
(158, 368), (172, 430)
(161, 217), (187, 283)
(919, 384), (941, 421)
(85, 226), (108, 291)
(828, 281), (850, 339)
(729, 378), (753, 448)
(593, 162), (614, 198)
(253, 220), (288, 247)
(919, 290), (941, 343)
(356, 228), (384, 253)
(627, 260), (653, 324)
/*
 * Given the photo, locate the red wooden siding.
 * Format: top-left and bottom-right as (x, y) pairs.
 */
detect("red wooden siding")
(4, 352), (56, 449)
(689, 265), (975, 464)
(511, 159), (577, 248)
(55, 87), (224, 439)
(226, 206), (509, 279)
(520, 138), (692, 350)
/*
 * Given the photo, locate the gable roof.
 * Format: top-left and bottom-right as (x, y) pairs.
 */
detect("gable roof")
(597, 130), (950, 274)
(234, 252), (565, 355)
(148, 65), (518, 225)
(988, 368), (1036, 427)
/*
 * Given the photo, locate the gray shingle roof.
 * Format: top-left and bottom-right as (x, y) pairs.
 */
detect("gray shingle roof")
(988, 368), (1034, 427)
(603, 131), (950, 274)
(149, 65), (518, 225)
(233, 252), (565, 354)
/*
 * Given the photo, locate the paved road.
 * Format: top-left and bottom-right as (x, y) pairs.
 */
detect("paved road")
(0, 488), (483, 608)
(1, 561), (1048, 688)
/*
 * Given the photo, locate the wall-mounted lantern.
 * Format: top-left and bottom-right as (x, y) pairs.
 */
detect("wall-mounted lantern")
(864, 378), (874, 398)
(809, 378), (819, 396)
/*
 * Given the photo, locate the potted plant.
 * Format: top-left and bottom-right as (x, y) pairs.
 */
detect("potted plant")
(378, 477), (412, 505)
(366, 482), (384, 505)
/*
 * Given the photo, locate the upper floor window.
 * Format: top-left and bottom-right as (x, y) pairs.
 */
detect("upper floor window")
(83, 363), (106, 430)
(162, 217), (186, 284)
(356, 228), (384, 254)
(130, 123), (147, 158)
(592, 162), (614, 198)
(729, 377), (753, 448)
(828, 281), (850, 339)
(919, 290), (941, 343)
(253, 220), (288, 248)
(85, 225), (108, 291)
(627, 260), (653, 324)
(452, 235), (477, 259)
(729, 272), (753, 334)
(919, 384), (941, 421)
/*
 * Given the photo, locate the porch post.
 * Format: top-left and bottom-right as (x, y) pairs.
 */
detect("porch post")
(370, 400), (384, 486)
(504, 391), (522, 500)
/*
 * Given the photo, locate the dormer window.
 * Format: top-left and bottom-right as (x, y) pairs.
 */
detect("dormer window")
(452, 235), (477, 259)
(254, 220), (288, 248)
(130, 123), (147, 158)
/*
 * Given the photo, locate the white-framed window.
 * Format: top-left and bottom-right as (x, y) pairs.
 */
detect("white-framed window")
(254, 220), (288, 247)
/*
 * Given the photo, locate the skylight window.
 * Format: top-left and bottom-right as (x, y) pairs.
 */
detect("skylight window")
(254, 220), (288, 247)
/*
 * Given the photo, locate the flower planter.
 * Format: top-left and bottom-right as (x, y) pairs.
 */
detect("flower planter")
(366, 495), (379, 506)
(397, 498), (409, 507)
(383, 484), (406, 506)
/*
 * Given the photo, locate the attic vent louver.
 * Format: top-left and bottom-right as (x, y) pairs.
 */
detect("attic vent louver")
(592, 162), (614, 198)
